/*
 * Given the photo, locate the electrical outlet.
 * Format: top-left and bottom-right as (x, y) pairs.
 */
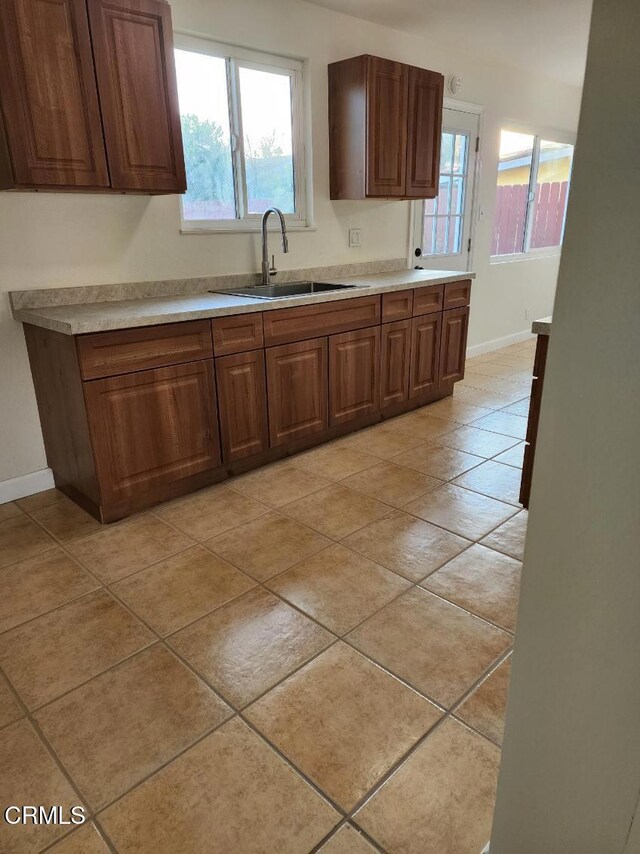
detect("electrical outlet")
(349, 228), (362, 248)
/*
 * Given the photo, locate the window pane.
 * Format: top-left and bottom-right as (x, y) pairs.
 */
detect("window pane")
(239, 67), (295, 214)
(437, 176), (451, 215)
(529, 140), (574, 249)
(434, 218), (448, 254)
(492, 130), (534, 255)
(451, 176), (464, 215)
(449, 216), (462, 253)
(175, 50), (236, 221)
(440, 133), (454, 172)
(453, 134), (467, 174)
(423, 216), (436, 254)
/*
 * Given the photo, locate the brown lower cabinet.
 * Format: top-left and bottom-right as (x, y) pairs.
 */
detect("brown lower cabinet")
(266, 337), (329, 447)
(520, 333), (549, 508)
(216, 351), (268, 462)
(23, 281), (472, 522)
(380, 319), (411, 409)
(329, 326), (381, 425)
(84, 361), (221, 507)
(409, 313), (442, 399)
(439, 306), (470, 383)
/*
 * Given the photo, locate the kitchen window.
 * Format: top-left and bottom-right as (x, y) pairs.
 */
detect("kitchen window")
(174, 37), (309, 231)
(492, 129), (574, 258)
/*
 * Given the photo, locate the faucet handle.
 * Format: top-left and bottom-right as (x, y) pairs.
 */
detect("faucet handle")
(269, 254), (278, 277)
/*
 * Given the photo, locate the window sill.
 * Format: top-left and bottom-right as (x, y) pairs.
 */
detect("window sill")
(180, 222), (316, 235)
(490, 248), (562, 264)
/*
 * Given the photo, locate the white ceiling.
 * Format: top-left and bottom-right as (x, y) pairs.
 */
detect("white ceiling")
(304, 0), (592, 87)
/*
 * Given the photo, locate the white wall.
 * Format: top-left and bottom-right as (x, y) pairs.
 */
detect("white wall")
(0, 0), (582, 486)
(489, 0), (640, 850)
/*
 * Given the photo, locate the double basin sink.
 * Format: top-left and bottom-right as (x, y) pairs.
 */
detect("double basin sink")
(212, 281), (359, 300)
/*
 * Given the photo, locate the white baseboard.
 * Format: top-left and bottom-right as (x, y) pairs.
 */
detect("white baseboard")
(467, 328), (535, 359)
(0, 468), (55, 505)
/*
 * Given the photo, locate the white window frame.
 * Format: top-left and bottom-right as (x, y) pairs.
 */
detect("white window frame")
(491, 125), (576, 263)
(175, 34), (312, 233)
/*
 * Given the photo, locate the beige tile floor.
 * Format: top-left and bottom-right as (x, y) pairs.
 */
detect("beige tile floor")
(0, 339), (534, 854)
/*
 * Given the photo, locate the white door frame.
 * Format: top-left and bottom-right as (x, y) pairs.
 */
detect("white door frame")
(407, 99), (484, 272)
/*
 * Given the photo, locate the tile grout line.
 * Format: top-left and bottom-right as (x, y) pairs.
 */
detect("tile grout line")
(0, 539), (203, 640)
(309, 819), (384, 853)
(274, 473), (516, 546)
(446, 478), (523, 509)
(0, 659), (118, 854)
(345, 647), (514, 832)
(413, 585), (517, 637)
(38, 820), (116, 854)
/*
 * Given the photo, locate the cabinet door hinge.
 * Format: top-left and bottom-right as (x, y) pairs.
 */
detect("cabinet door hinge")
(475, 136), (480, 152)
(468, 238), (472, 252)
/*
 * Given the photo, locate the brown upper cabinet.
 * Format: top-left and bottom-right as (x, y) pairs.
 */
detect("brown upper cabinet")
(328, 54), (443, 200)
(0, 0), (185, 193)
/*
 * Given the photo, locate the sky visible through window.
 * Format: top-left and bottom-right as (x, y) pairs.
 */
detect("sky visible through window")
(175, 49), (296, 221)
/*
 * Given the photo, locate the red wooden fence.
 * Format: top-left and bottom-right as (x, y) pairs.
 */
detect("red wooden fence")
(492, 181), (568, 254)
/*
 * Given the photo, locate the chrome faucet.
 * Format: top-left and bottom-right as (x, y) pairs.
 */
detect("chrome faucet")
(261, 207), (289, 285)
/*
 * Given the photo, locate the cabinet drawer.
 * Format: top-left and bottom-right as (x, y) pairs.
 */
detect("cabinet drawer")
(413, 285), (444, 316)
(382, 289), (413, 322)
(212, 313), (264, 356)
(77, 321), (213, 380)
(443, 279), (472, 309)
(263, 296), (381, 346)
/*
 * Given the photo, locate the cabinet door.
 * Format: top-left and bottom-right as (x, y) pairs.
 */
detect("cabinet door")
(380, 320), (411, 409)
(405, 66), (444, 198)
(439, 307), (469, 383)
(329, 326), (380, 425)
(84, 361), (220, 504)
(216, 351), (268, 463)
(409, 314), (442, 399)
(366, 56), (407, 197)
(266, 338), (328, 446)
(0, 0), (109, 188)
(87, 0), (186, 192)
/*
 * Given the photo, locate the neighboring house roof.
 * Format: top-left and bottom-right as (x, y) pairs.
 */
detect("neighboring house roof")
(499, 144), (573, 171)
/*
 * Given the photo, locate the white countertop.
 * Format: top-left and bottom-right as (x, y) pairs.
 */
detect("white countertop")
(11, 269), (474, 336)
(532, 316), (552, 335)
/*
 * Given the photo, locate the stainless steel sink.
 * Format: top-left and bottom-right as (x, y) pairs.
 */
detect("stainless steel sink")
(212, 281), (359, 300)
